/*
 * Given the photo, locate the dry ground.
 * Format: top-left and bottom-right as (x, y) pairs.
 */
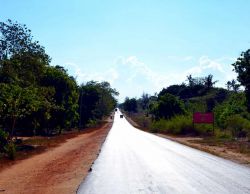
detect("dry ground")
(0, 120), (112, 194)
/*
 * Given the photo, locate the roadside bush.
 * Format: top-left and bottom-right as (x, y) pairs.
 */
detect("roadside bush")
(214, 129), (232, 139)
(225, 114), (250, 138)
(150, 115), (193, 134)
(193, 124), (214, 136)
(86, 119), (98, 127)
(4, 141), (16, 160)
(214, 93), (247, 128)
(0, 129), (8, 153)
(151, 93), (186, 120)
(0, 129), (17, 159)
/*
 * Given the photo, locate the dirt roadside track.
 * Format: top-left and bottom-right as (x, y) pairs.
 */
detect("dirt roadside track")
(123, 112), (250, 166)
(157, 134), (250, 166)
(0, 121), (112, 194)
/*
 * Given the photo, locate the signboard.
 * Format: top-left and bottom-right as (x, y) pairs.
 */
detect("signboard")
(193, 112), (214, 124)
(193, 112), (214, 133)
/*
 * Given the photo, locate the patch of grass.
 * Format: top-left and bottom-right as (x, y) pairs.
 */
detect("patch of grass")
(150, 115), (193, 135)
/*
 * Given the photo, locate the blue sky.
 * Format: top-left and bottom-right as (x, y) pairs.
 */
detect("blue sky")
(1, 0), (250, 101)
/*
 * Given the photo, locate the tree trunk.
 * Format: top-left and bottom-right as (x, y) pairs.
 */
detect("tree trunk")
(10, 116), (16, 139)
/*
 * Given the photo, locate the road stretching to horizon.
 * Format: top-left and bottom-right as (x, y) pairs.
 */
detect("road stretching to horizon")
(78, 110), (250, 194)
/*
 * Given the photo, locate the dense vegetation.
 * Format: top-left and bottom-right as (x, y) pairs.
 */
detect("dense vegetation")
(120, 53), (250, 140)
(0, 20), (118, 159)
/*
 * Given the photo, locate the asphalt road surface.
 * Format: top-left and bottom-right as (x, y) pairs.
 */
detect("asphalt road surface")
(78, 110), (250, 194)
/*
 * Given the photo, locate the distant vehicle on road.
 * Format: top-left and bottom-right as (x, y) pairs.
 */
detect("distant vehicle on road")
(120, 114), (123, 118)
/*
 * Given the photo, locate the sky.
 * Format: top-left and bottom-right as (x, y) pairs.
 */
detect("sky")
(1, 0), (250, 101)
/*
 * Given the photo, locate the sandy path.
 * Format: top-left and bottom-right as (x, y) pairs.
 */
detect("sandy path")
(0, 122), (112, 194)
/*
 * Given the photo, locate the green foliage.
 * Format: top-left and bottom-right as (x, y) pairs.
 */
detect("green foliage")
(224, 115), (250, 138)
(139, 93), (150, 110)
(159, 74), (218, 100)
(213, 93), (247, 128)
(150, 115), (193, 134)
(214, 129), (232, 139)
(232, 49), (250, 111)
(0, 129), (16, 159)
(151, 93), (186, 119)
(0, 84), (40, 137)
(0, 20), (118, 137)
(41, 65), (79, 131)
(226, 79), (240, 92)
(122, 97), (138, 112)
(4, 141), (16, 160)
(79, 81), (118, 128)
(0, 19), (50, 62)
(0, 129), (8, 153)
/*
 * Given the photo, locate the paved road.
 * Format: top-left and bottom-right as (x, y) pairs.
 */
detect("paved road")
(78, 110), (250, 194)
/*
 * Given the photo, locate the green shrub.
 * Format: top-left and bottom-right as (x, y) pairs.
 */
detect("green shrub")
(214, 93), (247, 128)
(86, 119), (98, 127)
(193, 123), (214, 135)
(151, 93), (186, 119)
(0, 129), (8, 153)
(150, 115), (193, 135)
(4, 141), (16, 160)
(214, 129), (232, 139)
(225, 115), (250, 138)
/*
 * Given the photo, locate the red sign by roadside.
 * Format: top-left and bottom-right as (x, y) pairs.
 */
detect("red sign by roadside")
(193, 112), (214, 124)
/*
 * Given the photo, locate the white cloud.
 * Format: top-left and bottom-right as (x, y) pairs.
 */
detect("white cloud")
(116, 56), (171, 91)
(185, 56), (225, 75)
(65, 62), (119, 85)
(63, 55), (238, 101)
(184, 56), (237, 87)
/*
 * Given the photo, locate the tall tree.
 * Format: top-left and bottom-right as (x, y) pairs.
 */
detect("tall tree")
(41, 66), (79, 131)
(151, 93), (186, 119)
(78, 81), (118, 128)
(123, 97), (138, 112)
(0, 19), (49, 62)
(226, 79), (240, 92)
(0, 84), (40, 138)
(232, 49), (250, 111)
(140, 93), (150, 110)
(203, 74), (217, 89)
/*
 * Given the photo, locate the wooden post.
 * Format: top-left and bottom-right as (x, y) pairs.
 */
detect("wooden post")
(192, 109), (195, 132)
(212, 112), (215, 135)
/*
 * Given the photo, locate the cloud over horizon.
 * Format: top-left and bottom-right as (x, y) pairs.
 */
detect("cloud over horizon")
(64, 55), (237, 102)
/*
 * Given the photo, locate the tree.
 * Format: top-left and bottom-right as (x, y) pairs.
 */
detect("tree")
(123, 97), (138, 112)
(41, 66), (79, 132)
(0, 84), (40, 138)
(226, 79), (240, 92)
(0, 19), (49, 62)
(78, 81), (118, 128)
(79, 82), (100, 127)
(232, 49), (250, 111)
(203, 74), (217, 89)
(0, 52), (48, 86)
(140, 93), (150, 110)
(0, 19), (120, 137)
(151, 93), (186, 119)
(186, 75), (195, 87)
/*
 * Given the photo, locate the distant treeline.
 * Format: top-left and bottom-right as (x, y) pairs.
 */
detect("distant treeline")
(121, 50), (250, 139)
(0, 20), (118, 139)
